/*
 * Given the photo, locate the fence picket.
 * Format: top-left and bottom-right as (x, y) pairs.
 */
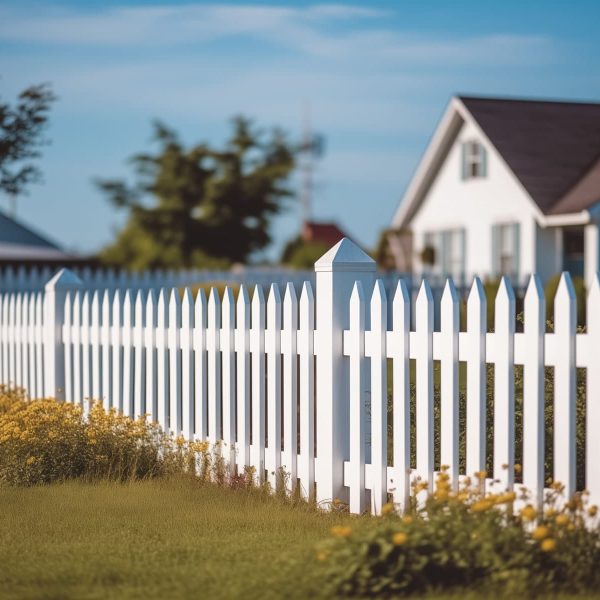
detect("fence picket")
(282, 283), (298, 492)
(111, 290), (123, 413)
(122, 291), (134, 419)
(0, 295), (7, 383)
(81, 292), (91, 411)
(168, 290), (182, 435)
(35, 293), (44, 397)
(14, 293), (23, 390)
(156, 289), (168, 432)
(554, 273), (577, 498)
(194, 290), (208, 440)
(347, 281), (366, 514)
(523, 275), (545, 507)
(23, 293), (32, 397)
(145, 290), (157, 421)
(251, 285), (266, 484)
(181, 288), (194, 440)
(207, 289), (221, 446)
(493, 277), (516, 490)
(235, 285), (251, 473)
(63, 293), (73, 403)
(266, 284), (282, 489)
(466, 278), (487, 478)
(134, 291), (145, 419)
(101, 291), (112, 409)
(415, 282), (434, 491)
(587, 275), (600, 504)
(369, 280), (388, 515)
(440, 280), (459, 487)
(390, 279), (410, 509)
(91, 291), (101, 402)
(221, 287), (236, 467)
(27, 294), (36, 398)
(72, 291), (82, 406)
(298, 282), (314, 499)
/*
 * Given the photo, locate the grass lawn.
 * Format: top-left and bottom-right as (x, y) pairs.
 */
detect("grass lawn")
(1, 478), (599, 600)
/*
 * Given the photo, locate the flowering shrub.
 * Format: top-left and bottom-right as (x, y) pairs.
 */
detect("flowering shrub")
(318, 469), (600, 597)
(0, 387), (210, 485)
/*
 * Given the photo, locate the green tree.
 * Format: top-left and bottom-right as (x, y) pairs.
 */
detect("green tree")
(97, 117), (296, 270)
(280, 235), (328, 269)
(0, 83), (56, 198)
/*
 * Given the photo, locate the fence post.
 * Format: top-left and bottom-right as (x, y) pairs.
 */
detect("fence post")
(44, 269), (83, 400)
(314, 238), (375, 505)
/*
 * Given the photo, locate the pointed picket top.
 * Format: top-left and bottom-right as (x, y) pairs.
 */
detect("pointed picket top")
(393, 278), (410, 312)
(300, 281), (314, 310)
(416, 279), (434, 307)
(494, 277), (516, 325)
(45, 268), (83, 292)
(111, 288), (122, 318)
(101, 289), (112, 321)
(208, 287), (221, 326)
(588, 273), (600, 333)
(237, 284), (250, 323)
(267, 281), (281, 318)
(314, 237), (376, 273)
(467, 277), (486, 314)
(169, 288), (182, 327)
(195, 287), (207, 325)
(145, 288), (157, 322)
(556, 271), (577, 306)
(252, 284), (265, 315)
(222, 286), (235, 317)
(283, 282), (298, 323)
(157, 288), (168, 326)
(371, 279), (387, 311)
(135, 289), (145, 321)
(524, 274), (545, 325)
(222, 286), (235, 333)
(349, 280), (365, 326)
(91, 290), (101, 318)
(441, 278), (459, 308)
(181, 287), (193, 329)
(123, 289), (134, 321)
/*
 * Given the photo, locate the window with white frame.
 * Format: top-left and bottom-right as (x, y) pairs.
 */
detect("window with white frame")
(492, 222), (520, 281)
(462, 140), (487, 179)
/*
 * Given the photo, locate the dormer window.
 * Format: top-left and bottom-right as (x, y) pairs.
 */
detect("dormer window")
(461, 140), (487, 179)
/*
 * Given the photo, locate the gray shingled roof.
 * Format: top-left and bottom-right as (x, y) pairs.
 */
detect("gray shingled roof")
(0, 211), (75, 261)
(459, 96), (600, 215)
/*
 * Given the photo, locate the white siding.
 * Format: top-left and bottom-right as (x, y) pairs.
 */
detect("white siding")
(410, 120), (538, 284)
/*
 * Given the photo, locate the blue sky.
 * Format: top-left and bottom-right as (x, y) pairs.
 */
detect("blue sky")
(1, 1), (599, 260)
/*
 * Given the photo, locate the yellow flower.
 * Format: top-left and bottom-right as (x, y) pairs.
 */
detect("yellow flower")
(589, 505), (598, 517)
(520, 505), (536, 522)
(514, 463), (522, 474)
(555, 514), (569, 527)
(497, 491), (516, 504)
(402, 515), (414, 525)
(541, 538), (557, 552)
(381, 502), (395, 516)
(392, 532), (408, 546)
(471, 500), (492, 513)
(532, 526), (550, 540)
(316, 550), (329, 561)
(26, 456), (36, 465)
(331, 525), (352, 538)
(474, 470), (487, 481)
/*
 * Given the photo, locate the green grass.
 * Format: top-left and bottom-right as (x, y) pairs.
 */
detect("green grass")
(0, 477), (351, 600)
(1, 479), (598, 600)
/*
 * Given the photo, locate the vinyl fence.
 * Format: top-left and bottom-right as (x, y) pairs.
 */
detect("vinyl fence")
(0, 238), (598, 516)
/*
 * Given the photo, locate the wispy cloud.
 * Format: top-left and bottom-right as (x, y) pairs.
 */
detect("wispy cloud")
(0, 3), (552, 67)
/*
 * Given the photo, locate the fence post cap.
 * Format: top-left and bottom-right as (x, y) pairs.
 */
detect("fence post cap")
(314, 238), (375, 273)
(44, 268), (83, 292)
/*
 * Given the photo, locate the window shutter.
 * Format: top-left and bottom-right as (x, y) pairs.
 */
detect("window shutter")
(481, 145), (487, 177)
(491, 224), (499, 278)
(513, 222), (521, 284)
(461, 142), (468, 180)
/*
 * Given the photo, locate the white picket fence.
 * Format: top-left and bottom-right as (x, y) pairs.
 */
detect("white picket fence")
(0, 238), (598, 515)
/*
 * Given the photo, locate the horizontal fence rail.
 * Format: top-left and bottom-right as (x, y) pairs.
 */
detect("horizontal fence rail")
(0, 239), (598, 515)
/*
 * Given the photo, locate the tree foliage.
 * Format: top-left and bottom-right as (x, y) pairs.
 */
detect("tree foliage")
(280, 235), (329, 270)
(0, 83), (56, 196)
(97, 118), (296, 270)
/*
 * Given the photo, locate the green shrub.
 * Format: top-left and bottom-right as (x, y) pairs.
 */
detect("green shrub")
(319, 472), (600, 597)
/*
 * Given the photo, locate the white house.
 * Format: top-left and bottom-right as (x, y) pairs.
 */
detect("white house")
(390, 96), (600, 287)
